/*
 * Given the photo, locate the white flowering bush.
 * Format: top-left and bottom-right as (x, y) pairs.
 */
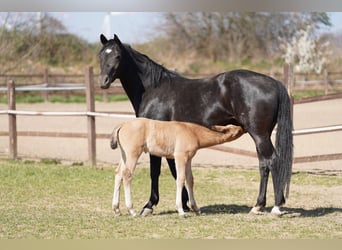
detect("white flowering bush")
(282, 25), (331, 74)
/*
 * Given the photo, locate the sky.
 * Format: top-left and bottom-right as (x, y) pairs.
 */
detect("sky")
(2, 12), (342, 44)
(50, 12), (164, 44)
(47, 12), (342, 44)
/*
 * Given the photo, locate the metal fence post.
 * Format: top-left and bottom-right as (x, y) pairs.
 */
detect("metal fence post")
(7, 80), (17, 159)
(85, 67), (96, 166)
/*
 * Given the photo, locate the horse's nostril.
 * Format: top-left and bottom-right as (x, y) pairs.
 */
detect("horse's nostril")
(104, 76), (109, 84)
(101, 75), (109, 85)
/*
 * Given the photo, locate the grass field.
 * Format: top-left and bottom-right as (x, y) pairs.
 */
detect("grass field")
(0, 159), (341, 239)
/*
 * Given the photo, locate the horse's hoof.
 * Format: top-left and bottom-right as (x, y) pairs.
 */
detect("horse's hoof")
(140, 207), (153, 217)
(128, 209), (137, 217)
(113, 207), (121, 216)
(271, 206), (286, 216)
(183, 204), (191, 213)
(195, 209), (202, 216)
(249, 206), (264, 215)
(178, 212), (188, 218)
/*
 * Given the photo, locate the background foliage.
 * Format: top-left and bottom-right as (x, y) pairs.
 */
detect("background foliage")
(0, 12), (341, 75)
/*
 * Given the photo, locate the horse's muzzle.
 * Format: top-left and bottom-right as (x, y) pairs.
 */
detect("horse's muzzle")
(100, 75), (112, 89)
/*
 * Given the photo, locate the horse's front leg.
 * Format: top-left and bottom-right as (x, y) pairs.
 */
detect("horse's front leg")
(174, 155), (188, 217)
(141, 154), (161, 216)
(166, 158), (190, 212)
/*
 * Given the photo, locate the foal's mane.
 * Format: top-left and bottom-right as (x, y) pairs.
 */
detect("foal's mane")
(122, 44), (181, 88)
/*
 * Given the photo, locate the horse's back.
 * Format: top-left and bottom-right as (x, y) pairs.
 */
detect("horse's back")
(139, 69), (283, 132)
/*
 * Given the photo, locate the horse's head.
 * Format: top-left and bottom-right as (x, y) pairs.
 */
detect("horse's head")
(99, 34), (123, 89)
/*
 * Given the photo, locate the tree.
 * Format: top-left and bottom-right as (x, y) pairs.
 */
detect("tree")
(0, 12), (95, 74)
(162, 12), (331, 62)
(0, 13), (39, 73)
(282, 25), (331, 74)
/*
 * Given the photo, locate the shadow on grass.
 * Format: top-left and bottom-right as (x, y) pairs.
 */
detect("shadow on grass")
(201, 204), (342, 217)
(157, 204), (251, 216)
(158, 204), (342, 217)
(201, 204), (251, 214)
(284, 207), (342, 217)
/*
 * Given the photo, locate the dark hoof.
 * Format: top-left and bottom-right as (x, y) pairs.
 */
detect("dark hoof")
(183, 204), (190, 213)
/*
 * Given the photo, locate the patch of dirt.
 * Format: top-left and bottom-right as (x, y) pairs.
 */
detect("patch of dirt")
(0, 99), (342, 175)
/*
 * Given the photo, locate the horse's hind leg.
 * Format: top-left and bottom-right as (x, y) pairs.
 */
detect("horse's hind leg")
(112, 159), (123, 215)
(166, 158), (190, 212)
(122, 156), (139, 217)
(250, 135), (275, 214)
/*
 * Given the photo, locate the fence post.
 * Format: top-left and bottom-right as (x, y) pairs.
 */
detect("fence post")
(85, 66), (96, 166)
(7, 80), (17, 159)
(43, 68), (49, 102)
(324, 69), (329, 95)
(284, 63), (294, 121)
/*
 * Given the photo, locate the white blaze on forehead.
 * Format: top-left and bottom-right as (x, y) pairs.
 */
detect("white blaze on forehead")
(105, 48), (112, 54)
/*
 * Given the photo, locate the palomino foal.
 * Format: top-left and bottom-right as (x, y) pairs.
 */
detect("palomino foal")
(110, 118), (244, 217)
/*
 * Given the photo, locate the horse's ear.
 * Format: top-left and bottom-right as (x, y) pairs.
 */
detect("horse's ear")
(100, 34), (108, 45)
(114, 34), (122, 46)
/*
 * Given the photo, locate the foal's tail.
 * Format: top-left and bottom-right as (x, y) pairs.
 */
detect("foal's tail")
(275, 82), (293, 199)
(110, 125), (121, 150)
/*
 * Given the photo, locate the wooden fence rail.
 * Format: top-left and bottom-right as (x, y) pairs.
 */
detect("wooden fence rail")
(1, 67), (342, 101)
(1, 65), (342, 166)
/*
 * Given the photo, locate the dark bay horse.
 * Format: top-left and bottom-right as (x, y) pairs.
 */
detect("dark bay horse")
(99, 34), (293, 216)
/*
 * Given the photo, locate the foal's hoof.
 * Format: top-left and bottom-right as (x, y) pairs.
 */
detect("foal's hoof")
(249, 206), (265, 215)
(178, 212), (188, 218)
(113, 207), (121, 216)
(140, 207), (153, 217)
(195, 209), (202, 216)
(128, 209), (137, 217)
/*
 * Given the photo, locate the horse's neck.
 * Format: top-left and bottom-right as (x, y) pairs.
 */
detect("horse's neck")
(196, 129), (232, 148)
(118, 65), (143, 115)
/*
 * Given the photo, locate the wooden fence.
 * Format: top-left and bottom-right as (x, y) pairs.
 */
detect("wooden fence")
(1, 65), (342, 166)
(1, 67), (342, 101)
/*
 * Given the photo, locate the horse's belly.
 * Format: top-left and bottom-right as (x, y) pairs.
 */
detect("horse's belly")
(144, 140), (175, 159)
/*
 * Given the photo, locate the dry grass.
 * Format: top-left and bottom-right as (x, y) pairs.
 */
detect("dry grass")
(0, 159), (341, 239)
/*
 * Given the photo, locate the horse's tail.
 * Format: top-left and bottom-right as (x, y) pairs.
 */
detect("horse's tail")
(275, 82), (293, 199)
(110, 125), (121, 150)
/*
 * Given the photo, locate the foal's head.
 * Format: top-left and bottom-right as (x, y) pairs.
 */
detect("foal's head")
(99, 34), (124, 89)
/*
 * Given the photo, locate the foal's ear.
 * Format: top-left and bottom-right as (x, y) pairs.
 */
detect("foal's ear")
(114, 34), (122, 46)
(100, 34), (108, 45)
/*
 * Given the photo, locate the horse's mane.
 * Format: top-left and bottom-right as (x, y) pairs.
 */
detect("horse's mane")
(122, 44), (180, 88)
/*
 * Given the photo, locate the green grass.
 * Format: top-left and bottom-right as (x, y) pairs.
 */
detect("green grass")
(293, 90), (327, 99)
(2, 89), (341, 105)
(0, 159), (341, 239)
(0, 94), (129, 104)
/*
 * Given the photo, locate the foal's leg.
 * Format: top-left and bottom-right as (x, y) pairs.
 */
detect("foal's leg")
(122, 157), (139, 217)
(185, 161), (201, 215)
(112, 159), (124, 215)
(141, 155), (161, 216)
(174, 155), (187, 217)
(166, 158), (190, 212)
